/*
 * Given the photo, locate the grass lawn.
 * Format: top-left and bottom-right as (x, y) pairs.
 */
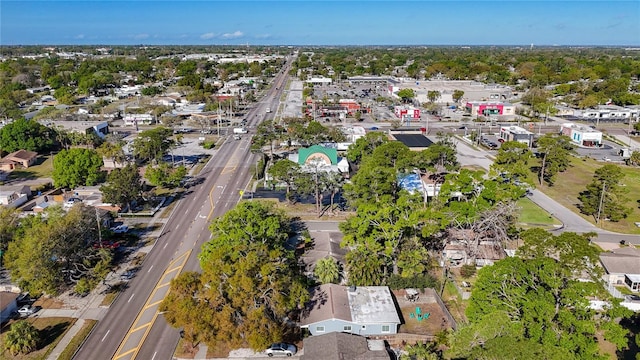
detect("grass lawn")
(516, 197), (562, 228)
(56, 320), (96, 360)
(0, 317), (75, 360)
(537, 156), (640, 234)
(7, 156), (54, 180)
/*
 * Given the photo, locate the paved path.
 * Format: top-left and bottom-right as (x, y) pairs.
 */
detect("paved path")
(455, 136), (640, 245)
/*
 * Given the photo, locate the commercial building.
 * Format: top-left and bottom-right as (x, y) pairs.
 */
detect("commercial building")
(465, 101), (516, 116)
(560, 123), (602, 147)
(394, 105), (420, 120)
(499, 126), (534, 147)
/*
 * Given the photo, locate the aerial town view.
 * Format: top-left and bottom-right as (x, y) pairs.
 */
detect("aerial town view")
(1, 1), (640, 360)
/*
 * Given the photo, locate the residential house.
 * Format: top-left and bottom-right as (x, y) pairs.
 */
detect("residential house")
(442, 229), (507, 267)
(300, 332), (391, 360)
(0, 292), (19, 324)
(600, 247), (640, 293)
(0, 149), (38, 171)
(0, 185), (31, 208)
(50, 121), (110, 139)
(299, 284), (401, 336)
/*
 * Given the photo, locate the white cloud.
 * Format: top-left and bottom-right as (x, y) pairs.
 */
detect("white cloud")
(255, 34), (271, 39)
(220, 31), (244, 39)
(133, 33), (149, 40)
(200, 32), (216, 40)
(74, 34), (85, 39)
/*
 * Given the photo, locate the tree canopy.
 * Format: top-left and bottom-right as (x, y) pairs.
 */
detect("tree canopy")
(131, 127), (175, 163)
(4, 204), (112, 295)
(52, 148), (104, 188)
(161, 201), (309, 351)
(578, 164), (631, 222)
(0, 118), (54, 154)
(100, 164), (143, 210)
(449, 229), (630, 359)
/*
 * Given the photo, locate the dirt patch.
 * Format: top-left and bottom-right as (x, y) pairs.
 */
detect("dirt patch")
(33, 297), (65, 309)
(394, 290), (453, 336)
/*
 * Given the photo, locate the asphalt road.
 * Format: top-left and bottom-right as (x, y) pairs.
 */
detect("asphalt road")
(74, 58), (295, 360)
(454, 138), (640, 245)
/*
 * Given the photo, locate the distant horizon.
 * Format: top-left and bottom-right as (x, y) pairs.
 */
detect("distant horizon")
(2, 1), (639, 46)
(3, 44), (640, 49)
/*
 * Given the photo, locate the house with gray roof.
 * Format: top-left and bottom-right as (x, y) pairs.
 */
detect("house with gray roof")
(600, 247), (640, 292)
(299, 284), (401, 336)
(300, 332), (391, 360)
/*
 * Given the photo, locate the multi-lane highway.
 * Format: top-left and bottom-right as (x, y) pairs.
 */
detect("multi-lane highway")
(74, 56), (294, 360)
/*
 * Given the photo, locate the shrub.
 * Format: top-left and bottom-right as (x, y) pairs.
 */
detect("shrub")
(460, 264), (477, 278)
(386, 273), (439, 290)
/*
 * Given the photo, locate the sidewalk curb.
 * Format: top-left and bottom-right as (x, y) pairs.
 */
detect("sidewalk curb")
(45, 318), (85, 360)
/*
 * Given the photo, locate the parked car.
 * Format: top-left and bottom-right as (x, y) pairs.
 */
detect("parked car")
(18, 305), (37, 316)
(110, 225), (129, 234)
(63, 197), (82, 209)
(265, 343), (297, 357)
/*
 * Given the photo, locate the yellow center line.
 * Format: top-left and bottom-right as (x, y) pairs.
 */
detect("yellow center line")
(130, 323), (151, 333)
(112, 250), (191, 360)
(157, 281), (172, 288)
(144, 300), (164, 309)
(114, 348), (136, 359)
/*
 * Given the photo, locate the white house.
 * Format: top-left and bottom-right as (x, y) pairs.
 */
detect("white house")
(123, 114), (154, 126)
(0, 190), (28, 208)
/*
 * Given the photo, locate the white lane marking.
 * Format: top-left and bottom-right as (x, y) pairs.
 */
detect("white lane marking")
(152, 351), (158, 360)
(176, 224), (180, 229)
(127, 294), (135, 303)
(101, 330), (110, 342)
(148, 265), (154, 273)
(164, 242), (168, 249)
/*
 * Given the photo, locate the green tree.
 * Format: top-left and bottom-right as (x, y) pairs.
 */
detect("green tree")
(346, 131), (389, 164)
(397, 88), (415, 103)
(52, 148), (104, 188)
(100, 164), (143, 210)
(455, 229), (630, 359)
(452, 89), (465, 103)
(427, 90), (441, 103)
(145, 163), (187, 188)
(131, 127), (175, 163)
(314, 256), (341, 284)
(4, 320), (39, 356)
(535, 133), (574, 186)
(5, 204), (105, 295)
(579, 164), (631, 222)
(491, 141), (532, 183)
(0, 118), (54, 154)
(96, 140), (126, 164)
(268, 159), (301, 200)
(629, 150), (640, 166)
(162, 202), (309, 351)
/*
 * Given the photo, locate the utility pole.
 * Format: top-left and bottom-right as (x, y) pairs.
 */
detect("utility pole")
(596, 181), (606, 225)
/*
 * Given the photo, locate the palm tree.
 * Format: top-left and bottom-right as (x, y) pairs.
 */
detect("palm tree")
(4, 320), (39, 356)
(314, 256), (341, 284)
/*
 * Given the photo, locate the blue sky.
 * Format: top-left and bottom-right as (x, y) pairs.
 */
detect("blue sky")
(2, 1), (639, 46)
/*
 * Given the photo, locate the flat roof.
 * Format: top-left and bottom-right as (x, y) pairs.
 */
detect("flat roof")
(348, 286), (401, 324)
(392, 134), (433, 148)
